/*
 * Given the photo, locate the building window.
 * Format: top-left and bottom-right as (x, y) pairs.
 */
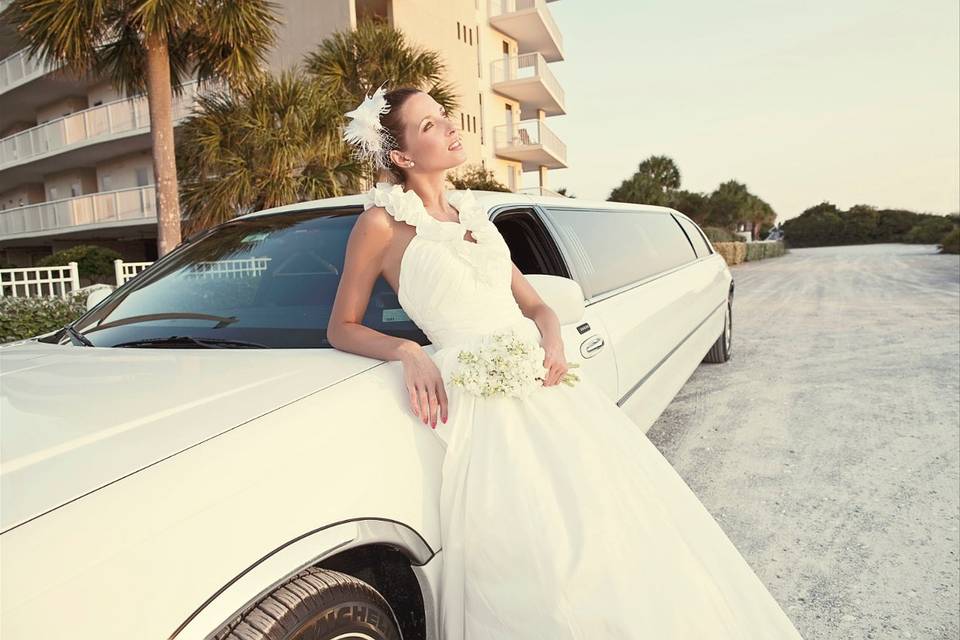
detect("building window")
(468, 28), (473, 45)
(135, 167), (149, 187)
(461, 113), (465, 130)
(479, 93), (484, 145)
(457, 21), (461, 40)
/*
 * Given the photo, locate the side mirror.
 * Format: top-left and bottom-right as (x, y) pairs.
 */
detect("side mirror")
(522, 274), (585, 325)
(84, 285), (115, 311)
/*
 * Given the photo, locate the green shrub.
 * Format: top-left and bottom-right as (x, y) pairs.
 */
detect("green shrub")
(35, 245), (121, 284)
(903, 217), (955, 244)
(0, 291), (89, 343)
(446, 164), (511, 192)
(744, 240), (786, 261)
(702, 226), (739, 242)
(939, 227), (960, 254)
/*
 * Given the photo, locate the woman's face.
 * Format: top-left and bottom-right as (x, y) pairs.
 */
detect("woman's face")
(390, 91), (466, 173)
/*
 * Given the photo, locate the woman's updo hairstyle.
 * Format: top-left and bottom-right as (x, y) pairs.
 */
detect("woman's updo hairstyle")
(376, 87), (424, 185)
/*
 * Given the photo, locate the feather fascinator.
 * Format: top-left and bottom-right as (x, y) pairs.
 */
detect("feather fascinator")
(341, 82), (395, 170)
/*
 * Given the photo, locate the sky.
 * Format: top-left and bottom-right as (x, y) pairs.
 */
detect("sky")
(528, 0), (960, 221)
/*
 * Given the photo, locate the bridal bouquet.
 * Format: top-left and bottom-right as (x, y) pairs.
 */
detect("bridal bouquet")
(448, 330), (581, 399)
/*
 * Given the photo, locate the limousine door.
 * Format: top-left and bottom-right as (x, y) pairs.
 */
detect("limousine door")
(490, 206), (621, 401)
(537, 206), (728, 432)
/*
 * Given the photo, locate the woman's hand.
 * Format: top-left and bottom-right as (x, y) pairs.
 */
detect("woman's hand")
(540, 337), (570, 386)
(399, 346), (448, 428)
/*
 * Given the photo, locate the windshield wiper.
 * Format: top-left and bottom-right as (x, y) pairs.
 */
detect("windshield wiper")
(61, 324), (95, 347)
(85, 312), (239, 334)
(112, 336), (269, 349)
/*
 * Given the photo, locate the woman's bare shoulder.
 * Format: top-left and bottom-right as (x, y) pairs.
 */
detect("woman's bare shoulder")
(353, 206), (396, 243)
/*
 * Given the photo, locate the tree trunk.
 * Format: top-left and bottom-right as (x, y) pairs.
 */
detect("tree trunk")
(144, 31), (182, 257)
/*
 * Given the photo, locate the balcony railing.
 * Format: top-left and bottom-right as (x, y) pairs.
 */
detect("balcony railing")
(488, 0), (563, 58)
(0, 47), (60, 94)
(0, 185), (157, 239)
(0, 80), (201, 169)
(490, 52), (565, 113)
(493, 119), (567, 168)
(518, 186), (566, 197)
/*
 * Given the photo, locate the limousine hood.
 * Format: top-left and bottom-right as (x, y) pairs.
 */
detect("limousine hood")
(0, 340), (387, 533)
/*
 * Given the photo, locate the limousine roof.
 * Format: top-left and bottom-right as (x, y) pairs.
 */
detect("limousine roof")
(236, 189), (686, 221)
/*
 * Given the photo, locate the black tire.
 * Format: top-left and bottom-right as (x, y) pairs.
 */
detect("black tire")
(212, 566), (402, 640)
(703, 294), (732, 363)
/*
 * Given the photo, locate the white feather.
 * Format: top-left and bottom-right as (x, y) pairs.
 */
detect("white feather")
(342, 82), (393, 168)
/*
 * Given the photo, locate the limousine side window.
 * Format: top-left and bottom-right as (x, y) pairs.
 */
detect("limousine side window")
(673, 214), (713, 258)
(543, 207), (697, 298)
(491, 207), (572, 278)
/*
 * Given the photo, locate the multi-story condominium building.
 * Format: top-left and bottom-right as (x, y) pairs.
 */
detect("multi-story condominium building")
(0, 0), (565, 267)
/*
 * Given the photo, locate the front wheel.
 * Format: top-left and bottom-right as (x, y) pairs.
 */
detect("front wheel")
(703, 294), (732, 363)
(212, 566), (402, 640)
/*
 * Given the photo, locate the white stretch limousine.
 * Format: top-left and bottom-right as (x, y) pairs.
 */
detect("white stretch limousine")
(0, 190), (734, 640)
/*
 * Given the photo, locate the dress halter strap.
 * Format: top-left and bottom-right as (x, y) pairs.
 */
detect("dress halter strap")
(360, 181), (511, 285)
(361, 182), (502, 243)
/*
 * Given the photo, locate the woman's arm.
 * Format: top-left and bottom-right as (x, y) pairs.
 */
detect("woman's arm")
(509, 261), (561, 346)
(328, 208), (420, 363)
(508, 262), (569, 386)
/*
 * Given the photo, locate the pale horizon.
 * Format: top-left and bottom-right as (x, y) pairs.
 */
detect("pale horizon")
(528, 0), (960, 222)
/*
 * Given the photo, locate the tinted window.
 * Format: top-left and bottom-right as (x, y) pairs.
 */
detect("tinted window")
(674, 215), (713, 257)
(72, 208), (426, 348)
(545, 207), (697, 297)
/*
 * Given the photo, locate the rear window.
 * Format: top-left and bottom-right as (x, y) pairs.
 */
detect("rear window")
(70, 207), (426, 348)
(673, 214), (714, 257)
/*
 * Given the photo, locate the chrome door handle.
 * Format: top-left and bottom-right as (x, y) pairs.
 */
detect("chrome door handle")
(580, 335), (604, 358)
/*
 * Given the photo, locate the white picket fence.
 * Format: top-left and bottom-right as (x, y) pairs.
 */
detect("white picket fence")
(1, 259), (146, 298)
(115, 259), (153, 286)
(2, 257), (275, 298)
(0, 261), (80, 298)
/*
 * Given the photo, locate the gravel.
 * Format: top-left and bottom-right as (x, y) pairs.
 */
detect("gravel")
(646, 243), (960, 640)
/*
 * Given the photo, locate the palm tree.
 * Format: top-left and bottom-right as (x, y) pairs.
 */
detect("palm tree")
(608, 155), (681, 205)
(176, 18), (461, 233)
(304, 17), (460, 133)
(176, 69), (365, 236)
(3, 0), (281, 257)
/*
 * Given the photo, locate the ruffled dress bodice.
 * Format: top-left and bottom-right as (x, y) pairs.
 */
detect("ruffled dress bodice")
(361, 182), (541, 351)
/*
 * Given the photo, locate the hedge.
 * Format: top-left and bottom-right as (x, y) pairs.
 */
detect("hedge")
(0, 289), (92, 344)
(939, 228), (960, 254)
(711, 240), (786, 266)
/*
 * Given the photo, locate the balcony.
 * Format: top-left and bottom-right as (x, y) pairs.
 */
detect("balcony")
(0, 46), (95, 133)
(0, 81), (201, 188)
(494, 119), (566, 171)
(488, 0), (563, 62)
(0, 185), (157, 241)
(491, 52), (564, 118)
(0, 47), (60, 95)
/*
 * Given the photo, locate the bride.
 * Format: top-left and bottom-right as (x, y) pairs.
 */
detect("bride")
(328, 84), (806, 639)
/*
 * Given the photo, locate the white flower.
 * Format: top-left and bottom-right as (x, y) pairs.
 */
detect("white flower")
(446, 330), (581, 399)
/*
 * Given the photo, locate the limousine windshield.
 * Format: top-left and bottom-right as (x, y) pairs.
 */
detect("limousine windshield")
(55, 208), (428, 349)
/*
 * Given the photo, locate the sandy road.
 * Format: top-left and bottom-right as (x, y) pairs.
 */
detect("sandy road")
(646, 243), (960, 639)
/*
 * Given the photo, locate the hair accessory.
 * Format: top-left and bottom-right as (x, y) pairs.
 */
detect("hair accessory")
(341, 82), (395, 169)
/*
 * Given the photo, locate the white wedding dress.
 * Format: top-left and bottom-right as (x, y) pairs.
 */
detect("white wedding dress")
(362, 182), (806, 640)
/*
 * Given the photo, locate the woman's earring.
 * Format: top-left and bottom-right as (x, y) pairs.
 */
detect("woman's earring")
(408, 161), (415, 167)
